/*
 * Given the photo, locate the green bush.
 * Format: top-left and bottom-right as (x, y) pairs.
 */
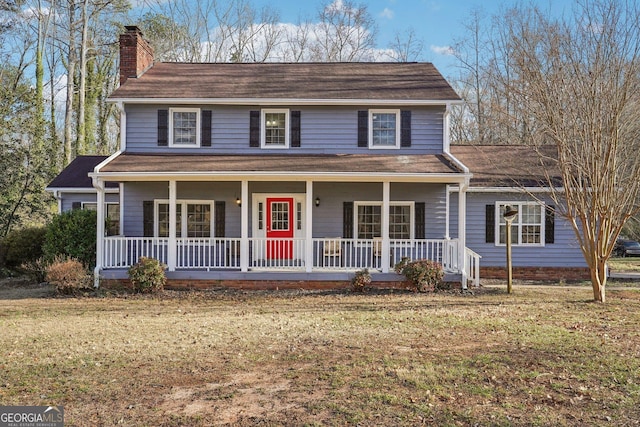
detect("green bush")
(1, 226), (47, 268)
(43, 209), (97, 268)
(45, 256), (92, 295)
(128, 257), (166, 294)
(351, 268), (371, 292)
(394, 257), (444, 292)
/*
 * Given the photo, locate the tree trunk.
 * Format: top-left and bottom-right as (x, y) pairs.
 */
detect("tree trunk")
(76, 0), (89, 155)
(64, 1), (76, 164)
(590, 257), (607, 303)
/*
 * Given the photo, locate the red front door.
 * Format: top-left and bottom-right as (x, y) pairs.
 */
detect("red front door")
(266, 197), (294, 259)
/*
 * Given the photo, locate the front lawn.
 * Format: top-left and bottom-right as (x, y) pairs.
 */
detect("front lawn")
(0, 282), (639, 426)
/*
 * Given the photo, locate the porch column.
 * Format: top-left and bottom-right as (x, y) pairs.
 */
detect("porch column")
(240, 180), (249, 272)
(93, 177), (105, 287)
(168, 180), (177, 271)
(381, 181), (390, 273)
(305, 180), (313, 272)
(445, 185), (451, 239)
(458, 182), (468, 288)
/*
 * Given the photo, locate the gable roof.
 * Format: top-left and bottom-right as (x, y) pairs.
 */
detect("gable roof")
(450, 145), (560, 188)
(109, 62), (461, 102)
(47, 156), (117, 189)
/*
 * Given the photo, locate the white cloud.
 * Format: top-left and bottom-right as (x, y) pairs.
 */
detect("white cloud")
(380, 8), (394, 19)
(430, 44), (454, 56)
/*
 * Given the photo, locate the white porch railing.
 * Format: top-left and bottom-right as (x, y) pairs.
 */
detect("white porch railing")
(102, 237), (470, 273)
(465, 247), (482, 287)
(102, 237), (169, 268)
(176, 238), (241, 269)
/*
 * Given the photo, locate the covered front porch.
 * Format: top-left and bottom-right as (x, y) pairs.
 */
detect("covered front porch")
(91, 152), (476, 287)
(99, 236), (480, 285)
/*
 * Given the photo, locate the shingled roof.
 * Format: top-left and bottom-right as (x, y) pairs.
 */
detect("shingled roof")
(109, 62), (461, 102)
(47, 156), (117, 189)
(97, 153), (463, 176)
(450, 145), (560, 188)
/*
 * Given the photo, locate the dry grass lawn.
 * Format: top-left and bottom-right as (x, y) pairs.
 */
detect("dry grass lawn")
(1, 279), (639, 426)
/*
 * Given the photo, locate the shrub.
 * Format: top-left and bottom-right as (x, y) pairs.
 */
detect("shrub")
(351, 268), (371, 292)
(45, 256), (92, 295)
(394, 257), (444, 292)
(128, 257), (166, 294)
(2, 226), (47, 268)
(43, 209), (96, 268)
(20, 257), (49, 283)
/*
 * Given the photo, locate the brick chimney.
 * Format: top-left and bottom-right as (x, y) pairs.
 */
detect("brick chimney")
(119, 25), (154, 86)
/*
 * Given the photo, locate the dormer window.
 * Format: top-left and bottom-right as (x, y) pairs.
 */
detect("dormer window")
(169, 108), (200, 147)
(261, 109), (289, 148)
(369, 109), (400, 148)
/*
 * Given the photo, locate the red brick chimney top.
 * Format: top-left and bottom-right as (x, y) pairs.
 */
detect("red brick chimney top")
(119, 25), (154, 86)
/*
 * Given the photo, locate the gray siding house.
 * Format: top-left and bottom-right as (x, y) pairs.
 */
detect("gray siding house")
(49, 26), (588, 288)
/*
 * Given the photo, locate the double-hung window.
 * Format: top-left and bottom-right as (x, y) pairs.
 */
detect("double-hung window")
(82, 202), (120, 236)
(155, 200), (213, 238)
(261, 109), (289, 148)
(169, 108), (200, 147)
(369, 109), (400, 149)
(355, 202), (413, 239)
(497, 202), (544, 246)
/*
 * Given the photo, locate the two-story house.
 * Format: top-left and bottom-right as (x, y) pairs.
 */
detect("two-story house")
(47, 26), (588, 289)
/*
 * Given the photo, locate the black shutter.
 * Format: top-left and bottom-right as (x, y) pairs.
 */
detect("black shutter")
(486, 204), (495, 243)
(201, 110), (212, 147)
(415, 202), (425, 239)
(215, 201), (226, 237)
(291, 110), (301, 147)
(157, 110), (168, 146)
(71, 202), (81, 210)
(357, 110), (368, 147)
(343, 202), (354, 238)
(143, 201), (154, 237)
(400, 110), (411, 147)
(249, 110), (260, 147)
(545, 205), (555, 244)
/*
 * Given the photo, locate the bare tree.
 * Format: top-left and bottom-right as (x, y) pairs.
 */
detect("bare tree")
(500, 1), (640, 302)
(310, 0), (377, 62)
(386, 27), (424, 62)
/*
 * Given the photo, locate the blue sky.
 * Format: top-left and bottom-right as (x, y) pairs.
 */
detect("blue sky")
(249, 0), (576, 78)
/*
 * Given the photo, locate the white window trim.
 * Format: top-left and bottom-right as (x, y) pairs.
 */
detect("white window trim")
(154, 199), (214, 238)
(354, 201), (414, 240)
(82, 202), (120, 236)
(261, 108), (290, 149)
(494, 201), (545, 247)
(169, 107), (201, 147)
(369, 109), (401, 149)
(81, 201), (118, 211)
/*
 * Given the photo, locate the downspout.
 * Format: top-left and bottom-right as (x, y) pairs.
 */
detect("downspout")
(93, 176), (105, 288)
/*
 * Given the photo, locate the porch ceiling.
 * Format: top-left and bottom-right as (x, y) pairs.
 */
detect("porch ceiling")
(96, 153), (466, 181)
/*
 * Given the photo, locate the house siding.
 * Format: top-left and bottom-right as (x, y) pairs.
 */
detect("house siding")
(450, 191), (585, 268)
(60, 192), (119, 212)
(120, 181), (449, 238)
(122, 181), (241, 237)
(124, 105), (445, 154)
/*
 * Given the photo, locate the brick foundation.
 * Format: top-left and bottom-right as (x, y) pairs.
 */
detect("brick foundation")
(101, 279), (411, 291)
(480, 266), (590, 281)
(100, 279), (464, 291)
